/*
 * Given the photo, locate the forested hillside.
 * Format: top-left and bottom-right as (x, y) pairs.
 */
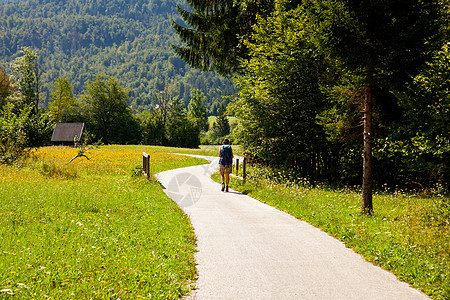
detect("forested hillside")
(0, 0), (236, 113)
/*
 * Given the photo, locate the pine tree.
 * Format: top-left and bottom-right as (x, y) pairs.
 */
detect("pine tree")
(188, 89), (208, 132)
(10, 47), (40, 113)
(213, 102), (230, 142)
(172, 0), (274, 75)
(303, 0), (445, 214)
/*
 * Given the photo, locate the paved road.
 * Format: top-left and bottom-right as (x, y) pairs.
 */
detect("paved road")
(156, 155), (429, 300)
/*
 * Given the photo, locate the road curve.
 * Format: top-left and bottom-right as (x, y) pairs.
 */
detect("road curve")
(156, 155), (429, 300)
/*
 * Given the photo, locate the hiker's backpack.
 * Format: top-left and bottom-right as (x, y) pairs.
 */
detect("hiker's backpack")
(220, 145), (232, 165)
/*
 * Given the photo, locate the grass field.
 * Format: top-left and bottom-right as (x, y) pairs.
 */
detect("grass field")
(3, 144), (447, 299)
(162, 144), (242, 157)
(0, 145), (208, 299)
(207, 116), (238, 130)
(214, 167), (449, 300)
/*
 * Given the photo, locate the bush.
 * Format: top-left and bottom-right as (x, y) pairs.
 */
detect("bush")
(0, 102), (55, 164)
(0, 103), (31, 164)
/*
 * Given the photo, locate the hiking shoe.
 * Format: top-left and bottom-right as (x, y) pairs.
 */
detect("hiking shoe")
(221, 182), (225, 192)
(226, 185), (229, 192)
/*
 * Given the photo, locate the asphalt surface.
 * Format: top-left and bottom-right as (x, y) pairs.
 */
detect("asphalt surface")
(156, 155), (430, 300)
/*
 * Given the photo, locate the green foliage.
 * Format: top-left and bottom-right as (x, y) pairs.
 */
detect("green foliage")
(140, 110), (165, 145)
(231, 0), (448, 194)
(211, 102), (230, 143)
(165, 98), (200, 148)
(140, 93), (201, 148)
(0, 64), (13, 108)
(0, 0), (237, 112)
(302, 0), (446, 212)
(172, 0), (274, 75)
(303, 0), (444, 88)
(0, 102), (54, 165)
(79, 75), (141, 144)
(402, 43), (450, 147)
(0, 54), (54, 163)
(232, 5), (335, 180)
(374, 43), (450, 192)
(188, 89), (208, 132)
(10, 47), (39, 112)
(49, 77), (77, 122)
(23, 109), (54, 148)
(0, 103), (31, 164)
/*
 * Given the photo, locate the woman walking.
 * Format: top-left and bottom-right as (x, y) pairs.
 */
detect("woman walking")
(219, 138), (234, 192)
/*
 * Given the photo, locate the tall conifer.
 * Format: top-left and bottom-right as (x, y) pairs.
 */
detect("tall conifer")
(303, 0), (445, 214)
(172, 0), (274, 75)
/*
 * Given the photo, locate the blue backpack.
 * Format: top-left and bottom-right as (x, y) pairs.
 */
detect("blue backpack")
(220, 145), (232, 166)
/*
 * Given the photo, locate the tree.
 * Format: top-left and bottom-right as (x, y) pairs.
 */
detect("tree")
(212, 102), (230, 143)
(4, 48), (53, 149)
(388, 43), (450, 192)
(0, 99), (53, 164)
(49, 78), (76, 122)
(404, 43), (450, 148)
(303, 0), (445, 214)
(10, 47), (40, 113)
(232, 5), (332, 179)
(140, 110), (165, 145)
(0, 65), (14, 109)
(188, 89), (208, 132)
(0, 103), (30, 164)
(80, 75), (140, 144)
(165, 98), (200, 148)
(172, 0), (275, 75)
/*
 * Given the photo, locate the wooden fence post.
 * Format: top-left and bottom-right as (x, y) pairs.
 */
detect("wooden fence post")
(143, 152), (150, 179)
(236, 158), (239, 176)
(243, 157), (247, 184)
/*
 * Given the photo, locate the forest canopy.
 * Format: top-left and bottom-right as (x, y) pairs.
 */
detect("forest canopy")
(174, 0), (449, 198)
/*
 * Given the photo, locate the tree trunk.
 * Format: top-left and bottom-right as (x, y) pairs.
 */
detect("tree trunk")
(34, 63), (41, 114)
(362, 66), (374, 215)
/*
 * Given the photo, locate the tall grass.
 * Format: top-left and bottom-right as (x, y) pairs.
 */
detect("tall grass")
(215, 167), (449, 300)
(0, 145), (207, 299)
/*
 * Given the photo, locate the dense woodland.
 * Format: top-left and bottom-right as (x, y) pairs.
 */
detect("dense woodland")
(174, 0), (450, 202)
(0, 0), (237, 113)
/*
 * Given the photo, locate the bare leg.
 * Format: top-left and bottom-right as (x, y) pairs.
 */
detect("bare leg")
(225, 172), (230, 192)
(221, 172), (225, 191)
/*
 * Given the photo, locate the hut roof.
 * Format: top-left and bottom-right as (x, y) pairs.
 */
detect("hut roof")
(51, 123), (85, 143)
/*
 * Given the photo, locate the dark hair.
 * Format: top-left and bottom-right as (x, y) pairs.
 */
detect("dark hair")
(223, 138), (230, 145)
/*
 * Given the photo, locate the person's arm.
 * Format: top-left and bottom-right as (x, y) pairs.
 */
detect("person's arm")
(231, 147), (234, 159)
(219, 146), (222, 157)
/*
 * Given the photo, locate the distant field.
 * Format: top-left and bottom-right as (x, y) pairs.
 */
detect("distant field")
(207, 116), (238, 129)
(168, 144), (242, 157)
(0, 145), (207, 299)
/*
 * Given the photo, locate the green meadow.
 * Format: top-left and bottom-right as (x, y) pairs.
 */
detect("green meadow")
(207, 116), (238, 129)
(0, 145), (207, 299)
(215, 168), (449, 300)
(2, 145), (448, 299)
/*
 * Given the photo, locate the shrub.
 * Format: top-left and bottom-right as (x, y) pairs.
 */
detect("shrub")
(0, 103), (31, 164)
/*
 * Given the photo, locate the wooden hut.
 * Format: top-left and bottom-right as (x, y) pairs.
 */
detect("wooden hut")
(51, 123), (85, 146)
